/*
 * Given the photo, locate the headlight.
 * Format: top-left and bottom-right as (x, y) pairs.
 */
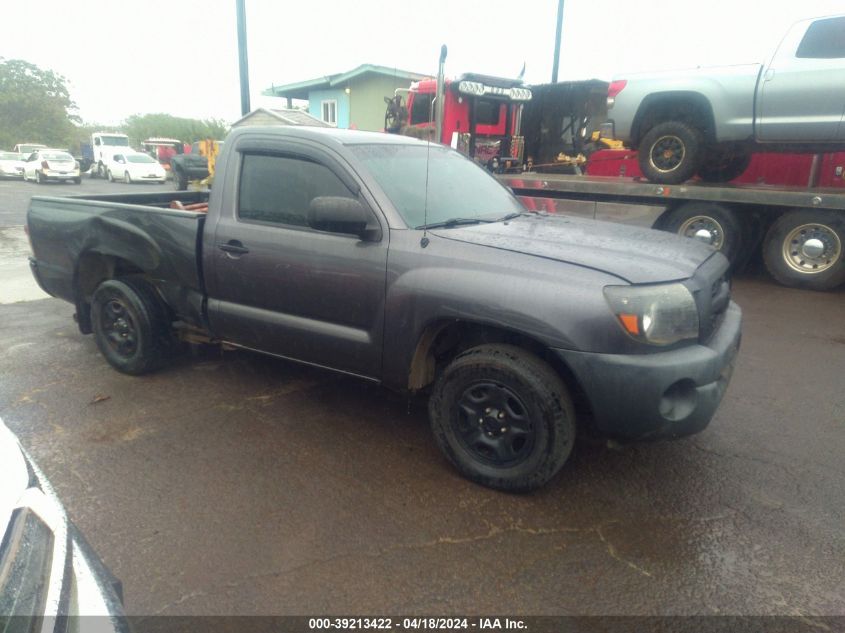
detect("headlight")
(603, 283), (699, 346)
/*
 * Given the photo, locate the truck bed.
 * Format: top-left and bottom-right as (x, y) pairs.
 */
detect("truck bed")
(27, 190), (210, 328)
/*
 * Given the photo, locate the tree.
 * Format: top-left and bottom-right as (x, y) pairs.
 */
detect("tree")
(0, 58), (79, 150)
(122, 113), (229, 145)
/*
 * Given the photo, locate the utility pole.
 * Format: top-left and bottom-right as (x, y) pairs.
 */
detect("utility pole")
(551, 0), (564, 83)
(236, 0), (251, 115)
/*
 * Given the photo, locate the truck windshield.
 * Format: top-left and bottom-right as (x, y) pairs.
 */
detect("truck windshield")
(101, 136), (129, 146)
(350, 143), (523, 229)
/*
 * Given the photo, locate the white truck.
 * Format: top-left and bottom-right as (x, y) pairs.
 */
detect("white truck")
(606, 14), (845, 184)
(90, 132), (131, 179)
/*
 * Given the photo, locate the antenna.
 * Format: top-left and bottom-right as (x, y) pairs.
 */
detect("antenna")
(422, 44), (448, 247)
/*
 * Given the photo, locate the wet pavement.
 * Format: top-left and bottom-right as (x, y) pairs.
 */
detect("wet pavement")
(0, 276), (843, 616)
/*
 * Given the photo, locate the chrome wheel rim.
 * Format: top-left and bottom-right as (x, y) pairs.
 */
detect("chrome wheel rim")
(782, 223), (842, 274)
(649, 135), (685, 173)
(678, 215), (725, 250)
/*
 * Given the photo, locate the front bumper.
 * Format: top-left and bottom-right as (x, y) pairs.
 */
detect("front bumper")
(555, 301), (742, 440)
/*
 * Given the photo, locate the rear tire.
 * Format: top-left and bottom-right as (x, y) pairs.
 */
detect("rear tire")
(762, 209), (845, 291)
(661, 202), (744, 266)
(698, 147), (751, 182)
(429, 344), (576, 492)
(91, 277), (174, 375)
(638, 120), (703, 184)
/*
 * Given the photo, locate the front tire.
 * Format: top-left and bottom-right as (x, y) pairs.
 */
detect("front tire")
(762, 209), (845, 291)
(429, 344), (576, 491)
(638, 121), (703, 184)
(91, 277), (174, 375)
(124, 171), (132, 184)
(35, 170), (44, 184)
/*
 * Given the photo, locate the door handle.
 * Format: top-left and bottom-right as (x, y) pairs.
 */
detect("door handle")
(218, 240), (250, 255)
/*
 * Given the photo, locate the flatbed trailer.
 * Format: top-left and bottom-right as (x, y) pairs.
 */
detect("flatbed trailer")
(500, 173), (845, 291)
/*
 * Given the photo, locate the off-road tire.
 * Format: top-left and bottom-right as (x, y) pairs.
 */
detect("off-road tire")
(697, 148), (752, 183)
(91, 277), (174, 375)
(638, 120), (703, 184)
(429, 344), (576, 492)
(763, 209), (845, 291)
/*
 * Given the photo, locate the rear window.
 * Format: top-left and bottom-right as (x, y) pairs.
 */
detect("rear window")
(796, 16), (845, 58)
(43, 152), (73, 161)
(127, 154), (156, 164)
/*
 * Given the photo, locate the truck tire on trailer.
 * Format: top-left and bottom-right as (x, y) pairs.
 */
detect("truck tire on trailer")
(661, 202), (745, 266)
(763, 209), (845, 291)
(638, 121), (703, 184)
(428, 344), (576, 492)
(90, 276), (174, 375)
(697, 148), (752, 183)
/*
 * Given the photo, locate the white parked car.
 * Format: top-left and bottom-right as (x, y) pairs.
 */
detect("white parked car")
(23, 149), (81, 184)
(107, 152), (166, 184)
(0, 151), (25, 179)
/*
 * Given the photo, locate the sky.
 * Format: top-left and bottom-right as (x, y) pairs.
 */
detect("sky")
(1, 0), (844, 126)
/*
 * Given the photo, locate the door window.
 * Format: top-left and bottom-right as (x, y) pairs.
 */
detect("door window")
(237, 153), (354, 228)
(796, 16), (845, 59)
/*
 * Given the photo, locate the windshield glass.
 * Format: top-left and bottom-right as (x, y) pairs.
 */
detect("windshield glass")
(350, 143), (523, 228)
(0, 152), (20, 160)
(101, 136), (129, 146)
(127, 154), (156, 164)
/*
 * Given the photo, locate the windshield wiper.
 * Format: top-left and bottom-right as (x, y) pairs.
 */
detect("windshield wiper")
(416, 218), (493, 230)
(497, 212), (524, 222)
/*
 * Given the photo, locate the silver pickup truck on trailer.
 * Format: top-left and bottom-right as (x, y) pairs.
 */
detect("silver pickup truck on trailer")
(606, 14), (845, 184)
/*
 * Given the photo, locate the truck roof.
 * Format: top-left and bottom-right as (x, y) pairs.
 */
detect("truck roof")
(226, 125), (428, 147)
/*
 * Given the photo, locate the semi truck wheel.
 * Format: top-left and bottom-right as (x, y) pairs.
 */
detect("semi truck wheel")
(97, 162), (107, 179)
(428, 344), (575, 492)
(661, 202), (744, 266)
(91, 277), (173, 375)
(638, 121), (703, 184)
(763, 209), (845, 291)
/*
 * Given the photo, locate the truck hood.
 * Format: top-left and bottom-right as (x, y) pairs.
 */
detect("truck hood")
(430, 214), (717, 284)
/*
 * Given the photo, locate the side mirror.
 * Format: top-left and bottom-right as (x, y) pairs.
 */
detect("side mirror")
(308, 196), (380, 241)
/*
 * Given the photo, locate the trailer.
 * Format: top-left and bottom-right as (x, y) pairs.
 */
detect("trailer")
(501, 173), (845, 291)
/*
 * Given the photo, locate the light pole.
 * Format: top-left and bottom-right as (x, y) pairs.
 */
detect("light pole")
(236, 0), (251, 115)
(551, 0), (564, 83)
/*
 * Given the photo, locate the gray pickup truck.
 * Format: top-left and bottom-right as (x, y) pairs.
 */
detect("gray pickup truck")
(27, 126), (741, 491)
(606, 14), (845, 184)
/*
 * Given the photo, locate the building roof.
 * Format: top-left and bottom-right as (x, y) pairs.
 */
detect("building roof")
(231, 108), (332, 128)
(262, 64), (431, 100)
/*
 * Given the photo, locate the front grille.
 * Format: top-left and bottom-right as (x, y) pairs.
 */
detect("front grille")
(691, 256), (731, 343)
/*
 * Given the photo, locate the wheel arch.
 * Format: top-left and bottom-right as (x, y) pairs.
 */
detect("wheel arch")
(73, 251), (146, 333)
(407, 319), (594, 421)
(632, 92), (716, 147)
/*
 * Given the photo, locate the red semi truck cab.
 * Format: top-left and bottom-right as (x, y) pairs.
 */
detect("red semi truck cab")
(390, 73), (532, 169)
